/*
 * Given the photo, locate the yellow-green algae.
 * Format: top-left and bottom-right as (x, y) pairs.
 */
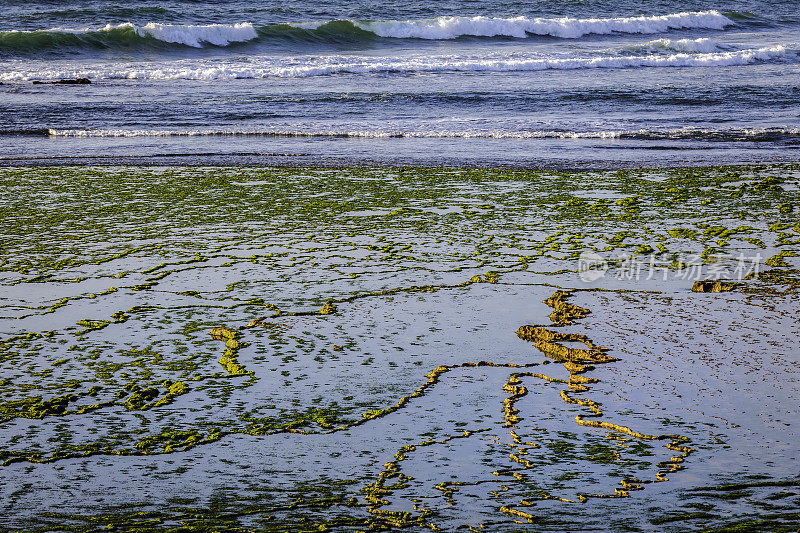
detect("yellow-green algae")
(0, 164), (798, 531)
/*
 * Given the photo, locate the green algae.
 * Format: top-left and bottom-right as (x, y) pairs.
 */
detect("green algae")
(17, 489), (364, 533)
(646, 477), (800, 533)
(243, 406), (351, 434)
(512, 289), (695, 507)
(135, 427), (224, 454)
(689, 480), (800, 493)
(0, 387), (116, 422)
(765, 250), (798, 268)
(650, 511), (716, 524)
(0, 164), (798, 530)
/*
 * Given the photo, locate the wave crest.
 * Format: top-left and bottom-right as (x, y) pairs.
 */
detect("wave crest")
(0, 45), (788, 81)
(0, 11), (738, 54)
(39, 127), (800, 142)
(138, 22), (258, 47)
(0, 22), (259, 52)
(631, 37), (727, 54)
(352, 11), (734, 40)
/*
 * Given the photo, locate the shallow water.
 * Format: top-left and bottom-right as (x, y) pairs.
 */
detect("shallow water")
(0, 165), (798, 531)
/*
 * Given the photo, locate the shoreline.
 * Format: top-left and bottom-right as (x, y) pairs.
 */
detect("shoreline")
(1, 157), (799, 171)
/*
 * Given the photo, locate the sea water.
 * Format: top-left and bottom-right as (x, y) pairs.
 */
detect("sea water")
(0, 0), (798, 166)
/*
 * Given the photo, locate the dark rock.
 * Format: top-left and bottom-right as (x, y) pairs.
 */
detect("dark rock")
(691, 280), (737, 293)
(33, 78), (91, 85)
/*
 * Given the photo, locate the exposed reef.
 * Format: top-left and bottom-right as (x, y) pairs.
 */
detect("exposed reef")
(0, 164), (797, 531)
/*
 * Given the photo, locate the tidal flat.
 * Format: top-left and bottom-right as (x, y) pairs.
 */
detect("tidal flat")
(0, 164), (798, 532)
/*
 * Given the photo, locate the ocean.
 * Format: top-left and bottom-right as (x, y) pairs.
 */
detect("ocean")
(0, 0), (799, 166)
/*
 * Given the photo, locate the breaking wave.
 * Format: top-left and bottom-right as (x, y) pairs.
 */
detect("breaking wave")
(27, 127), (800, 142)
(0, 11), (743, 54)
(348, 11), (734, 39)
(0, 22), (259, 52)
(627, 37), (730, 54)
(0, 45), (789, 81)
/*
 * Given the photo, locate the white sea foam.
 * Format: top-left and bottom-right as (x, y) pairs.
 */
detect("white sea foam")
(8, 22), (259, 48)
(350, 11), (734, 39)
(45, 127), (800, 140)
(637, 37), (726, 53)
(44, 128), (626, 138)
(137, 23), (258, 47)
(0, 45), (788, 81)
(5, 23), (130, 34)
